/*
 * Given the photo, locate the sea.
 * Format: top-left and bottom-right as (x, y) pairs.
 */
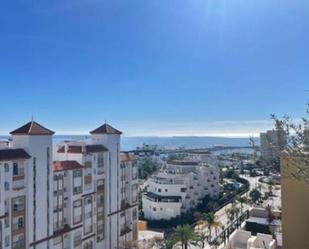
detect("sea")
(0, 135), (258, 152)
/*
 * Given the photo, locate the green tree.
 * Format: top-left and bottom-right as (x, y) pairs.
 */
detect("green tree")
(235, 195), (247, 214)
(226, 204), (240, 227)
(193, 231), (208, 249)
(270, 101), (309, 180)
(200, 212), (220, 242)
(162, 238), (176, 249)
(138, 159), (158, 179)
(249, 188), (262, 204)
(224, 168), (239, 179)
(173, 225), (198, 249)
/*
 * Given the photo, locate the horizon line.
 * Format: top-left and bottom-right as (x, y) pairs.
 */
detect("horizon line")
(0, 133), (260, 138)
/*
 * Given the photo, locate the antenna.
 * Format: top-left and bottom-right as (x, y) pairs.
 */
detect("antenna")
(31, 115), (34, 122)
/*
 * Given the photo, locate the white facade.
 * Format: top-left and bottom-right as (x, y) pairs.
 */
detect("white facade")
(142, 160), (220, 220)
(0, 121), (138, 249)
(223, 230), (276, 249)
(260, 130), (286, 163)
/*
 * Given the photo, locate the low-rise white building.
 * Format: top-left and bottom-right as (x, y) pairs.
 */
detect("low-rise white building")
(142, 159), (220, 220)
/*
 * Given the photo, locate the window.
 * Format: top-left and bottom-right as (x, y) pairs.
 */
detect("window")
(97, 153), (104, 172)
(132, 208), (137, 220)
(74, 233), (82, 247)
(73, 169), (82, 195)
(4, 163), (9, 172)
(53, 236), (62, 246)
(73, 200), (82, 224)
(97, 192), (104, 206)
(12, 217), (24, 231)
(5, 235), (10, 247)
(158, 188), (161, 193)
(13, 163), (18, 175)
(84, 196), (92, 205)
(153, 207), (156, 211)
(165, 189), (168, 192)
(181, 188), (187, 192)
(73, 170), (82, 177)
(5, 217), (9, 228)
(84, 225), (92, 235)
(83, 240), (93, 249)
(12, 197), (25, 211)
(73, 186), (82, 195)
(4, 182), (9, 191)
(12, 234), (24, 249)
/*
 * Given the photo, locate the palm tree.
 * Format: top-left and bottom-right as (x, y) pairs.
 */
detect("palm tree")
(162, 238), (176, 249)
(226, 204), (239, 224)
(201, 212), (220, 242)
(173, 225), (197, 249)
(236, 195), (247, 214)
(213, 219), (223, 237)
(193, 231), (208, 249)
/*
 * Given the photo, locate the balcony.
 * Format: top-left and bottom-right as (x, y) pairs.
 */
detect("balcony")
(151, 177), (185, 185)
(12, 240), (25, 249)
(144, 192), (182, 203)
(12, 179), (25, 191)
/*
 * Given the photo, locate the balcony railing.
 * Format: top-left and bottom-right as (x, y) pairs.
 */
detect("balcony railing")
(144, 193), (182, 203)
(151, 178), (185, 185)
(12, 240), (25, 249)
(12, 179), (25, 190)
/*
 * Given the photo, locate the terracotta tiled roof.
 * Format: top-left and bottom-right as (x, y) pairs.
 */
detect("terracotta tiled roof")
(120, 153), (136, 162)
(90, 123), (122, 135)
(53, 160), (84, 172)
(67, 145), (82, 153)
(10, 121), (55, 135)
(57, 144), (108, 154)
(0, 149), (31, 161)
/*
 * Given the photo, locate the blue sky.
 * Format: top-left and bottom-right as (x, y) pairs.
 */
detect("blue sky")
(0, 0), (308, 136)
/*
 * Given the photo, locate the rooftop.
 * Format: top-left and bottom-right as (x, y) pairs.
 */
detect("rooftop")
(0, 148), (31, 161)
(53, 160), (84, 172)
(10, 121), (55, 136)
(120, 153), (137, 162)
(57, 144), (108, 154)
(90, 123), (122, 135)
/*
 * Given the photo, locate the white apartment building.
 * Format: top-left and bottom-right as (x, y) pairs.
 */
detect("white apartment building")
(0, 121), (138, 249)
(142, 159), (220, 220)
